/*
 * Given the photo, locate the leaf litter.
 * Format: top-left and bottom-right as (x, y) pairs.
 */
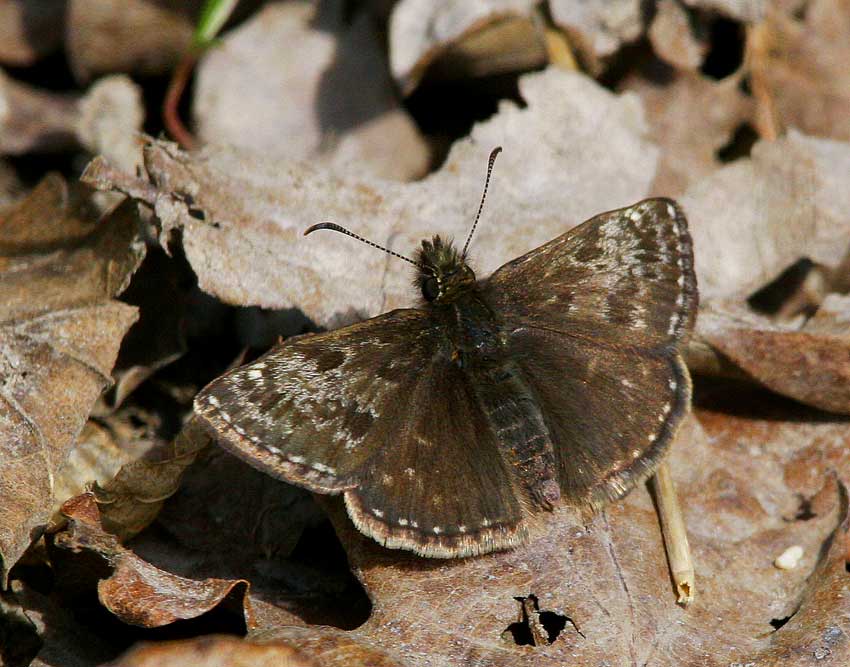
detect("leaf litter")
(2, 2), (850, 665)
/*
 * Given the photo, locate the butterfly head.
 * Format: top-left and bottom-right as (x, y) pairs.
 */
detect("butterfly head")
(416, 236), (476, 304)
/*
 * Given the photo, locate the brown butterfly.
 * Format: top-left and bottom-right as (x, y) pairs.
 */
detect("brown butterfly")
(194, 147), (698, 558)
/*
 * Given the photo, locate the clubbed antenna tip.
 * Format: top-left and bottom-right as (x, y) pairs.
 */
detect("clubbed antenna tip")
(461, 146), (502, 259)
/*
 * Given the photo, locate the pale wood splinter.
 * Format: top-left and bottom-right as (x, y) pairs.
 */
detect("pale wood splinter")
(652, 461), (695, 605)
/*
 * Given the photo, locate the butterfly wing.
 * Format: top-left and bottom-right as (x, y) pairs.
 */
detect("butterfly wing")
(484, 198), (697, 350)
(483, 198), (697, 507)
(194, 308), (525, 556)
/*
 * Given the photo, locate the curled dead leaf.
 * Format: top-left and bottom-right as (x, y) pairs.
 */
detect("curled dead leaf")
(92, 417), (209, 542)
(51, 493), (253, 630)
(388, 0), (542, 95)
(698, 298), (850, 414)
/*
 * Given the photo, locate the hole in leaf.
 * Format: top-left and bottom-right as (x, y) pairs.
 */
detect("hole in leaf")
(771, 615), (793, 630)
(747, 258), (817, 316)
(716, 122), (758, 163)
(187, 207), (206, 222)
(794, 496), (817, 521)
(700, 17), (745, 80)
(501, 594), (574, 646)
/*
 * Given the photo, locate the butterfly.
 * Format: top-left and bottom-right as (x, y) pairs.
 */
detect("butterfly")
(194, 147), (698, 558)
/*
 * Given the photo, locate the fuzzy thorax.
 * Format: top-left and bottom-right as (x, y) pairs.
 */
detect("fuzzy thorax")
(416, 236), (476, 304)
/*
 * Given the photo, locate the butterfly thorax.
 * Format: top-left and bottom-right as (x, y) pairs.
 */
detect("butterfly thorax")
(416, 236), (476, 304)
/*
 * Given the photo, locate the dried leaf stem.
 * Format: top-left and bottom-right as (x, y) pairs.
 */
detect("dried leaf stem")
(652, 461), (695, 605)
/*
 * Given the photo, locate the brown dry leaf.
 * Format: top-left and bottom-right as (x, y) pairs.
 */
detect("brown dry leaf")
(0, 71), (144, 169)
(51, 493), (254, 630)
(108, 635), (325, 667)
(0, 0), (65, 66)
(75, 75), (145, 176)
(84, 68), (659, 328)
(683, 131), (850, 303)
(648, 0), (709, 71)
(65, 0), (199, 82)
(0, 70), (78, 154)
(52, 419), (151, 520)
(699, 296), (850, 414)
(0, 182), (143, 584)
(388, 0), (544, 95)
(751, 0), (850, 142)
(233, 396), (850, 666)
(195, 1), (429, 182)
(92, 417), (209, 542)
(549, 0), (643, 68)
(681, 131), (850, 412)
(626, 70), (752, 196)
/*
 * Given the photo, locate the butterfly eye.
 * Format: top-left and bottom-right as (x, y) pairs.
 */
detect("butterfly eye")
(422, 276), (440, 301)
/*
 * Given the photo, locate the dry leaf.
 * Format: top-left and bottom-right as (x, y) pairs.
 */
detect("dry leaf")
(65, 0), (198, 82)
(0, 0), (64, 66)
(0, 71), (78, 155)
(698, 297), (850, 414)
(194, 1), (429, 182)
(388, 0), (542, 95)
(752, 0), (850, 142)
(648, 0), (709, 71)
(52, 420), (150, 520)
(50, 493), (254, 630)
(75, 75), (145, 176)
(626, 70), (752, 196)
(92, 417), (208, 542)
(682, 130), (850, 302)
(84, 68), (659, 328)
(550, 0), (642, 66)
(0, 182), (143, 584)
(107, 635), (323, 667)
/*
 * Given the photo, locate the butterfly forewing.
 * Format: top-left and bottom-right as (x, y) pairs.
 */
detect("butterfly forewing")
(195, 309), (437, 492)
(484, 198), (697, 350)
(195, 308), (527, 556)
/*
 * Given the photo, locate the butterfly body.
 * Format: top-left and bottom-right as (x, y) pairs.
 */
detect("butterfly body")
(195, 196), (697, 558)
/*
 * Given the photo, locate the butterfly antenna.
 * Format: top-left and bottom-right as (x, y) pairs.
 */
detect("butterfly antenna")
(461, 146), (502, 260)
(304, 222), (430, 272)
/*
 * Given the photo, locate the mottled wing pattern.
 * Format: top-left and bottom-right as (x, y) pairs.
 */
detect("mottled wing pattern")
(507, 327), (690, 507)
(194, 308), (525, 557)
(483, 198), (697, 507)
(345, 359), (526, 557)
(484, 198), (697, 350)
(195, 310), (434, 493)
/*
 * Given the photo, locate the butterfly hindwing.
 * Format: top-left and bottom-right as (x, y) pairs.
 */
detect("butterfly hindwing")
(507, 327), (690, 507)
(344, 359), (526, 557)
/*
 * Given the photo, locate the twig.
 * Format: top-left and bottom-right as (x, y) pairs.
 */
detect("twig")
(651, 461), (695, 606)
(163, 48), (198, 150)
